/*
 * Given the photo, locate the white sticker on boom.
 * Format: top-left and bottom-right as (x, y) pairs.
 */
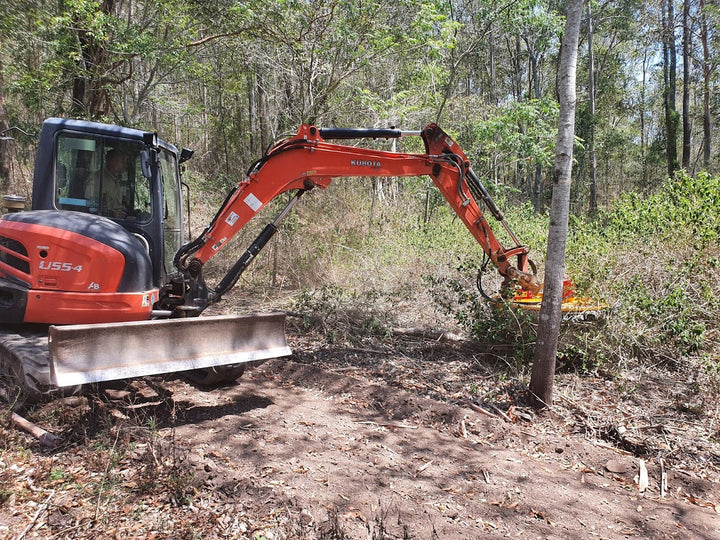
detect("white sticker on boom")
(244, 193), (263, 212)
(225, 212), (240, 226)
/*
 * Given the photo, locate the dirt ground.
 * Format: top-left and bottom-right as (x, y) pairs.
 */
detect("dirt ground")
(1, 323), (719, 539)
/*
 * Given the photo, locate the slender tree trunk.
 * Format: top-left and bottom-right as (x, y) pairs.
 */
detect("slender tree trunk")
(529, 47), (543, 212)
(587, 2), (598, 213)
(515, 35), (523, 100)
(682, 0), (691, 171)
(529, 0), (583, 409)
(0, 60), (11, 190)
(663, 0), (679, 177)
(489, 24), (497, 105)
(641, 51), (649, 185)
(700, 0), (711, 169)
(258, 71), (269, 153)
(248, 74), (257, 155)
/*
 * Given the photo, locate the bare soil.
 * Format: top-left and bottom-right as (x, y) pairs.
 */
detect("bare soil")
(1, 322), (719, 539)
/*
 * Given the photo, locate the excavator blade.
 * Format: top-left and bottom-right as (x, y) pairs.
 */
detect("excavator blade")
(48, 312), (291, 387)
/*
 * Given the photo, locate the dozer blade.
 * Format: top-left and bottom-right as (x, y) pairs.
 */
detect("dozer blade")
(48, 312), (291, 387)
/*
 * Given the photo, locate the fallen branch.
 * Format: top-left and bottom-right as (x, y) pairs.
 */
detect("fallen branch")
(393, 327), (467, 342)
(489, 404), (513, 423)
(591, 440), (634, 456)
(660, 459), (667, 498)
(466, 401), (497, 418)
(10, 412), (62, 448)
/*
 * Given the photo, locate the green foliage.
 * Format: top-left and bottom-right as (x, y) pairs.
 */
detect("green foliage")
(473, 99), (559, 166)
(565, 171), (720, 379)
(425, 257), (537, 368)
(421, 171), (720, 387)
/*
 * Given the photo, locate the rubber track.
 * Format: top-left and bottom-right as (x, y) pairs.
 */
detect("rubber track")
(0, 326), (51, 402)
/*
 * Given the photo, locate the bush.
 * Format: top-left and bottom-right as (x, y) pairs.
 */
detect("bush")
(427, 171), (720, 387)
(565, 172), (720, 382)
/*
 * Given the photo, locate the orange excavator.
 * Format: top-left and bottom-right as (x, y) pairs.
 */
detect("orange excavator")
(1, 119), (547, 401)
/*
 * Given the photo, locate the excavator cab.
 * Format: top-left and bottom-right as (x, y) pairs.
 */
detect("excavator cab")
(53, 136), (147, 218)
(30, 118), (184, 287)
(1, 118), (289, 395)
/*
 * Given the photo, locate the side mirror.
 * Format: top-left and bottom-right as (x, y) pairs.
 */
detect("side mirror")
(143, 131), (158, 148)
(179, 148), (194, 164)
(140, 149), (153, 178)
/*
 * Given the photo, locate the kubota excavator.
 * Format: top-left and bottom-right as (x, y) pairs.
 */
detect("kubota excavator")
(1, 118), (547, 402)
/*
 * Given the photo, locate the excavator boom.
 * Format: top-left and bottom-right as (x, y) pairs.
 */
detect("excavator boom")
(175, 124), (540, 313)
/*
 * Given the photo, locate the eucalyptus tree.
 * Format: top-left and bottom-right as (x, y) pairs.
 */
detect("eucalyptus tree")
(699, 0), (714, 169)
(682, 0), (691, 170)
(0, 60), (10, 189)
(530, 0), (583, 408)
(188, 0), (461, 180)
(575, 0), (648, 202)
(663, 0), (680, 176)
(495, 0), (563, 209)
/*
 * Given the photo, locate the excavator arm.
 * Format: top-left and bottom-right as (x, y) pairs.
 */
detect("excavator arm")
(173, 123), (540, 314)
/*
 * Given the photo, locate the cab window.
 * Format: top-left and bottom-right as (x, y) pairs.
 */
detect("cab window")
(55, 134), (151, 221)
(159, 149), (183, 274)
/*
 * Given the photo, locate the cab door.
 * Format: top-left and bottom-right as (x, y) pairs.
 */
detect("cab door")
(157, 148), (183, 277)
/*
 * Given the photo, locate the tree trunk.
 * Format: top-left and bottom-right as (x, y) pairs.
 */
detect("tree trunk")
(529, 46), (543, 212)
(529, 0), (583, 409)
(68, 0), (120, 119)
(700, 0), (711, 169)
(0, 59), (11, 191)
(587, 2), (598, 213)
(663, 0), (679, 177)
(641, 50), (649, 185)
(489, 24), (497, 105)
(681, 0), (691, 171)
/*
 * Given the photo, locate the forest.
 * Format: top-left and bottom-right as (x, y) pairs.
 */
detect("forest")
(0, 1), (719, 537)
(1, 0), (717, 371)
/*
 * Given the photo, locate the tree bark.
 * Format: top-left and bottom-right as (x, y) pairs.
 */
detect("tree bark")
(681, 0), (691, 171)
(529, 44), (543, 212)
(529, 0), (583, 408)
(663, 0), (679, 177)
(489, 24), (497, 105)
(0, 59), (11, 190)
(700, 0), (711, 169)
(641, 50), (649, 185)
(587, 1), (598, 213)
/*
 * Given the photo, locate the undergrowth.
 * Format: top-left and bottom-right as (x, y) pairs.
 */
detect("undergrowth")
(427, 171), (720, 389)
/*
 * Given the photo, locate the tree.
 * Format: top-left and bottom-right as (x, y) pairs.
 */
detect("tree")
(529, 0), (584, 408)
(663, 0), (680, 177)
(587, 0), (598, 213)
(699, 0), (712, 169)
(0, 59), (10, 189)
(681, 0), (691, 170)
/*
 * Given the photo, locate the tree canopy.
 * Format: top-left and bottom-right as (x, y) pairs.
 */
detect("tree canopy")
(2, 0), (718, 204)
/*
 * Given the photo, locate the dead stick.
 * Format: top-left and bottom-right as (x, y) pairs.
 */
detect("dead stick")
(660, 459), (667, 498)
(489, 404), (513, 423)
(10, 412), (62, 448)
(16, 489), (55, 540)
(466, 401), (497, 418)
